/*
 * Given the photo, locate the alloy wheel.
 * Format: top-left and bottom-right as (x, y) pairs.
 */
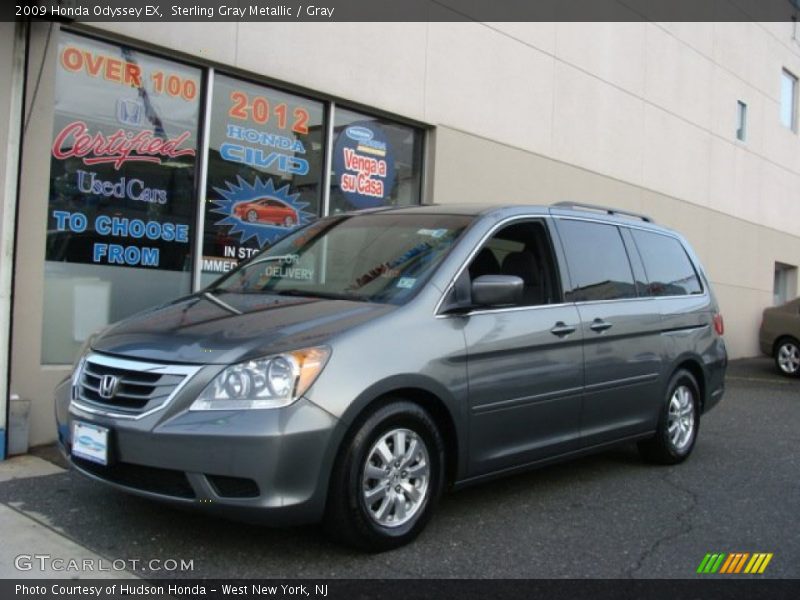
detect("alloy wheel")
(362, 428), (430, 528)
(667, 385), (695, 452)
(777, 342), (800, 375)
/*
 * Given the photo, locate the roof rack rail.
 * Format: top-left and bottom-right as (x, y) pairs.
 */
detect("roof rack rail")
(551, 201), (653, 223)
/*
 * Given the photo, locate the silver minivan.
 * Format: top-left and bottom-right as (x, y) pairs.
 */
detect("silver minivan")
(55, 202), (727, 551)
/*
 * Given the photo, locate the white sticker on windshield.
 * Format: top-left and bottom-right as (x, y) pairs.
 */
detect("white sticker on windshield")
(396, 277), (416, 289)
(417, 228), (448, 238)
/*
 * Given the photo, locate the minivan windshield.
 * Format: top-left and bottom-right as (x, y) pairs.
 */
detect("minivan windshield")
(209, 213), (473, 304)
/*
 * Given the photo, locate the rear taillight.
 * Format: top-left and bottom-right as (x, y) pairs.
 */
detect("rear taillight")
(713, 313), (724, 336)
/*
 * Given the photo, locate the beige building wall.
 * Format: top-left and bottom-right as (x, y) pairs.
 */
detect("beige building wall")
(12, 22), (62, 448)
(429, 125), (800, 359)
(7, 20), (800, 446)
(0, 22), (26, 449)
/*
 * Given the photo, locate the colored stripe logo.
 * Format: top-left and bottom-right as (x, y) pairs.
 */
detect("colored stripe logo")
(697, 552), (773, 574)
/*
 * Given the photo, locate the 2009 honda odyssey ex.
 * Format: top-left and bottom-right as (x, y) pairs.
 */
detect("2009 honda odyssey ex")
(56, 202), (727, 551)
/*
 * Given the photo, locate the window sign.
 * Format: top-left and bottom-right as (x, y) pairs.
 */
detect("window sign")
(332, 121), (395, 209)
(329, 107), (423, 213)
(201, 75), (325, 283)
(48, 32), (200, 270)
(43, 31), (201, 363)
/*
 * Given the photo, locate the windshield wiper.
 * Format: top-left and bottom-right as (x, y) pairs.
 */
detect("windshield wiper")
(274, 289), (363, 301)
(202, 291), (243, 315)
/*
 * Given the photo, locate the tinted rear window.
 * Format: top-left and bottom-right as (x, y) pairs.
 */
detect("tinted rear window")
(557, 220), (637, 302)
(631, 229), (703, 296)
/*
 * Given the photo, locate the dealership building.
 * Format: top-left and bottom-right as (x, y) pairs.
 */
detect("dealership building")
(0, 17), (798, 457)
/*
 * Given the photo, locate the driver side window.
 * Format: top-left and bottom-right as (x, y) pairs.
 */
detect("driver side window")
(467, 220), (561, 307)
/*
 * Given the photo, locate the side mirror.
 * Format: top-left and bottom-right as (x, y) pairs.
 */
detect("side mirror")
(471, 275), (523, 307)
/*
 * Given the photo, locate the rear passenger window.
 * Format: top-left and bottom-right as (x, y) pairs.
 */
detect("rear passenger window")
(557, 220), (637, 302)
(631, 230), (703, 296)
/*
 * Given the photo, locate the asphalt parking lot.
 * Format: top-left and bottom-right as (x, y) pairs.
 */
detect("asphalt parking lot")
(1, 357), (797, 579)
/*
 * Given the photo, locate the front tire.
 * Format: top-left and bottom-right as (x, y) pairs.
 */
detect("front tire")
(324, 400), (444, 552)
(638, 369), (700, 465)
(774, 337), (800, 377)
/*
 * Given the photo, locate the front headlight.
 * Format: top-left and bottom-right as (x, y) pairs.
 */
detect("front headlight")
(189, 346), (331, 411)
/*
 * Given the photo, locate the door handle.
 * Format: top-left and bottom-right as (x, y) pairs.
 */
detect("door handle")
(590, 318), (613, 332)
(550, 322), (576, 337)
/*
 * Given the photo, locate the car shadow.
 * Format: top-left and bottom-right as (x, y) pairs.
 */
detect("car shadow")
(0, 442), (652, 573)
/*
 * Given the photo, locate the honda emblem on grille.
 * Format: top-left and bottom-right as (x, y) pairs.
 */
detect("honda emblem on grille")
(98, 374), (120, 400)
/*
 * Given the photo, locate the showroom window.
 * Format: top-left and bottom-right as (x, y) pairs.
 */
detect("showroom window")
(43, 31), (202, 363)
(329, 106), (424, 214)
(43, 31), (426, 363)
(199, 74), (326, 285)
(780, 69), (798, 131)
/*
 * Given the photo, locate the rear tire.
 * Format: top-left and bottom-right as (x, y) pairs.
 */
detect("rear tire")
(774, 337), (800, 377)
(638, 369), (700, 465)
(324, 400), (444, 552)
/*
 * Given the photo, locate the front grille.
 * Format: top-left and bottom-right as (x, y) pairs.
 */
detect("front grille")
(73, 456), (195, 499)
(206, 474), (260, 498)
(75, 354), (197, 416)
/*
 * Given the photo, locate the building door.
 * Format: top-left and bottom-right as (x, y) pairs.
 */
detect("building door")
(774, 262), (798, 306)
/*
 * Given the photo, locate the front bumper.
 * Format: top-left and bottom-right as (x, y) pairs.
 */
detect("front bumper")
(55, 378), (339, 525)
